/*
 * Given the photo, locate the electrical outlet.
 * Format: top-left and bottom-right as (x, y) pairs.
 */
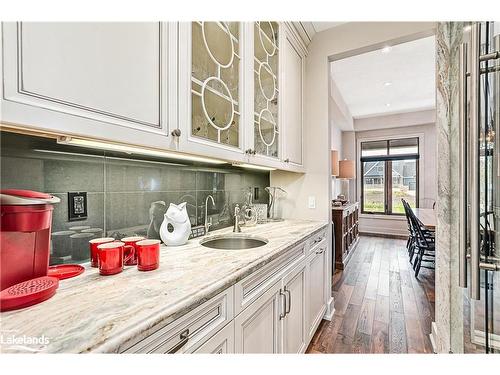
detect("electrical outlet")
(68, 191), (88, 221)
(308, 196), (316, 209)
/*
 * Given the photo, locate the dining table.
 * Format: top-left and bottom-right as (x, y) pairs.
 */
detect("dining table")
(413, 208), (437, 230)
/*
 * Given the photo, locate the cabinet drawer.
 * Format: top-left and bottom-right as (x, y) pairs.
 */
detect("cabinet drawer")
(190, 321), (234, 354)
(307, 228), (327, 256)
(234, 242), (306, 315)
(121, 287), (233, 353)
(309, 238), (327, 258)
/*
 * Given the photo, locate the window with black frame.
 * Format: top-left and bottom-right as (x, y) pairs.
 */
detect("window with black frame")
(361, 137), (419, 215)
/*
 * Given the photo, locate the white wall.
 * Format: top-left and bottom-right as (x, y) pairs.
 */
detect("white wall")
(271, 22), (436, 223)
(270, 21), (436, 321)
(354, 109), (436, 131)
(329, 78), (352, 198)
(331, 124), (342, 198)
(341, 131), (356, 201)
(352, 122), (437, 236)
(329, 77), (353, 131)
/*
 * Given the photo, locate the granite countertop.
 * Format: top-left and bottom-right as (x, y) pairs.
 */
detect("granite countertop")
(0, 219), (327, 354)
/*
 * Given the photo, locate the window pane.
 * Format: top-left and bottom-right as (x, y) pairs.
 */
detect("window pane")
(363, 161), (385, 212)
(361, 140), (387, 157)
(391, 159), (417, 213)
(389, 138), (418, 155)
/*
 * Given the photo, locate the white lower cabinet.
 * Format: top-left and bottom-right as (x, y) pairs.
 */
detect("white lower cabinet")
(234, 279), (283, 353)
(119, 228), (329, 354)
(121, 288), (233, 353)
(191, 322), (234, 354)
(281, 262), (307, 353)
(232, 261), (308, 354)
(306, 242), (328, 339)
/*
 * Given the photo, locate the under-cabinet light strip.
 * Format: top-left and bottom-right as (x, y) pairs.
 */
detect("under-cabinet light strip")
(57, 137), (227, 165)
(231, 163), (276, 171)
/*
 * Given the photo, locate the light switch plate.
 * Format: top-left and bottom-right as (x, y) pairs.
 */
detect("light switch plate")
(308, 196), (316, 209)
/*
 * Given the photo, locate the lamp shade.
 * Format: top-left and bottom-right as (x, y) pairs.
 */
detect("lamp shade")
(338, 159), (355, 179)
(331, 150), (339, 176)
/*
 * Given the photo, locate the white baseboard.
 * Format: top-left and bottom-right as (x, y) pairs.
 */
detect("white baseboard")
(430, 322), (439, 353)
(323, 297), (335, 321)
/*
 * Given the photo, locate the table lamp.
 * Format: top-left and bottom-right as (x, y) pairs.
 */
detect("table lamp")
(338, 159), (355, 203)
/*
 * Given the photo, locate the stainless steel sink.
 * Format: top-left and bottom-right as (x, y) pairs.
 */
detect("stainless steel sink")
(200, 234), (268, 250)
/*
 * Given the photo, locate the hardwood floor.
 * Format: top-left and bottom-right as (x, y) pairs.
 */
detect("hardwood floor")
(306, 235), (435, 354)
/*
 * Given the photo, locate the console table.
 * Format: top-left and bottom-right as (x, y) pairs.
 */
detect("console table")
(332, 202), (360, 270)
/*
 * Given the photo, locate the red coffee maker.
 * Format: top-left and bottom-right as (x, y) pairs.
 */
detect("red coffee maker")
(0, 189), (60, 291)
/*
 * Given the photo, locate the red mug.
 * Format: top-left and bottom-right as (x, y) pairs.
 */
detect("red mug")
(89, 237), (115, 267)
(97, 241), (135, 276)
(136, 239), (160, 271)
(121, 236), (145, 266)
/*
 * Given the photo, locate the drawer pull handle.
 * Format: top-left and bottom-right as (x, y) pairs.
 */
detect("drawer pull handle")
(312, 235), (324, 245)
(284, 287), (291, 315)
(168, 329), (189, 353)
(315, 247), (325, 255)
(279, 289), (287, 320)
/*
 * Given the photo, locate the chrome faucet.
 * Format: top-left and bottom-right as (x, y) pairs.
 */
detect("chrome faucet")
(204, 195), (215, 234)
(233, 204), (243, 233)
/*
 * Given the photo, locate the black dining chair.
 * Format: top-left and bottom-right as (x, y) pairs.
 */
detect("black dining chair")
(402, 199), (416, 259)
(407, 205), (435, 277)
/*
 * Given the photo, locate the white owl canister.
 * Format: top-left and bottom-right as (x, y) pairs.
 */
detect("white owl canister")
(160, 202), (192, 246)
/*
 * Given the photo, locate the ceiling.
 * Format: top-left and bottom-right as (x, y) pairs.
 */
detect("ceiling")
(311, 22), (346, 33)
(330, 36), (436, 119)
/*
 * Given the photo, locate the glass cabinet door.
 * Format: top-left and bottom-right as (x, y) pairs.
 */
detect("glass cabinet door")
(253, 21), (280, 159)
(457, 21), (500, 354)
(191, 22), (241, 148)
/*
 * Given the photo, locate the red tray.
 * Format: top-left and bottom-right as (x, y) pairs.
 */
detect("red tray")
(48, 264), (85, 280)
(0, 276), (59, 312)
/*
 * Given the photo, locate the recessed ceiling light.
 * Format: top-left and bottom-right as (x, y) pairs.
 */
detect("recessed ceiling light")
(381, 46), (392, 53)
(384, 82), (392, 87)
(385, 103), (391, 107)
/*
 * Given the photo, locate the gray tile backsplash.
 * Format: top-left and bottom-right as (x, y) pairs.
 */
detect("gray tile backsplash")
(1, 132), (270, 265)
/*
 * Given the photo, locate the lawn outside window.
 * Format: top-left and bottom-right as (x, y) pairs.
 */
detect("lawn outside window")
(360, 137), (419, 215)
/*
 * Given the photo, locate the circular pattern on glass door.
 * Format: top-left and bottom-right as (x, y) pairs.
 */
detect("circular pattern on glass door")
(202, 22), (235, 68)
(258, 108), (277, 147)
(258, 62), (276, 101)
(201, 77), (235, 131)
(258, 21), (277, 56)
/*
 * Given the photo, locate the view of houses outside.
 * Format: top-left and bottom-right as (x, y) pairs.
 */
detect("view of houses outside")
(363, 159), (417, 213)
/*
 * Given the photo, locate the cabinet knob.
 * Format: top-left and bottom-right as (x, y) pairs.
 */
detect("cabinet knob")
(284, 158), (290, 163)
(171, 129), (181, 137)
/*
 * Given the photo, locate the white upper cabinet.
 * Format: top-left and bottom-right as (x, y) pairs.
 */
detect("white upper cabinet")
(1, 22), (306, 171)
(252, 21), (280, 161)
(245, 22), (306, 171)
(178, 22), (247, 162)
(281, 25), (306, 168)
(1, 22), (177, 150)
